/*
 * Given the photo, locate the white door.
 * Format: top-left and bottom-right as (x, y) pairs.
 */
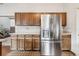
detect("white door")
(73, 9), (79, 55)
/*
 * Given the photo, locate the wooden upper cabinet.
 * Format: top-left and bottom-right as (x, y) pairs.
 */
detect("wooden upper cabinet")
(60, 13), (66, 26)
(29, 13), (34, 25)
(20, 13), (27, 25)
(15, 13), (41, 26)
(25, 13), (41, 26)
(20, 13), (31, 25)
(15, 13), (66, 26)
(15, 13), (21, 26)
(32, 13), (41, 25)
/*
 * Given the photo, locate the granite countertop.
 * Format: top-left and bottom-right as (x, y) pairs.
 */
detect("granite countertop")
(0, 37), (11, 42)
(10, 32), (71, 36)
(62, 32), (71, 35)
(10, 33), (40, 35)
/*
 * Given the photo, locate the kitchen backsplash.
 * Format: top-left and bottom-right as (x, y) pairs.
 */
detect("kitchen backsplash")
(15, 26), (40, 34)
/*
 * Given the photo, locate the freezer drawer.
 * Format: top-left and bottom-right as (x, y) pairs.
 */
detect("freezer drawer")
(41, 41), (61, 56)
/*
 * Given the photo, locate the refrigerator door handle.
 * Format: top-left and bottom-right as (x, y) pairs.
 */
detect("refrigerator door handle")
(43, 30), (44, 37)
(43, 30), (50, 38)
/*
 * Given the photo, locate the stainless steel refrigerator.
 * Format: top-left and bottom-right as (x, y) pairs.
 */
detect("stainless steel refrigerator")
(41, 14), (61, 56)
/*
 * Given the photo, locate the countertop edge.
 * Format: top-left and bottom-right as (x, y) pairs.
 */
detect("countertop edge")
(0, 37), (11, 42)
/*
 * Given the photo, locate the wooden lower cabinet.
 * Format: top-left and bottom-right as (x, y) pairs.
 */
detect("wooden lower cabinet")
(61, 35), (71, 50)
(11, 35), (40, 51)
(18, 39), (24, 50)
(0, 42), (2, 56)
(24, 39), (32, 50)
(11, 35), (17, 50)
(17, 35), (24, 50)
(33, 39), (40, 50)
(32, 35), (40, 50)
(11, 39), (17, 50)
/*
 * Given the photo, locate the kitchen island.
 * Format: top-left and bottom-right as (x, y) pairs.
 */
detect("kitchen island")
(0, 42), (2, 56)
(0, 37), (10, 56)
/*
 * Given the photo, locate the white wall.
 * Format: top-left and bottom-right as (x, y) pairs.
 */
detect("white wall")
(0, 17), (10, 30)
(0, 3), (65, 34)
(15, 26), (40, 34)
(0, 3), (64, 16)
(63, 3), (79, 55)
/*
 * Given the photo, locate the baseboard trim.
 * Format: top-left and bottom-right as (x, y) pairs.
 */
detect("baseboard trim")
(62, 50), (76, 56)
(70, 50), (76, 56)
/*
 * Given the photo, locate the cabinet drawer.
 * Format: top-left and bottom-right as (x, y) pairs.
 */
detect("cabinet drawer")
(32, 35), (40, 39)
(62, 35), (71, 38)
(18, 35), (24, 39)
(11, 35), (17, 39)
(25, 35), (32, 39)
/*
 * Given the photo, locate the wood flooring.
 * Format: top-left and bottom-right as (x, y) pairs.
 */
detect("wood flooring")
(2, 46), (11, 56)
(2, 46), (75, 56)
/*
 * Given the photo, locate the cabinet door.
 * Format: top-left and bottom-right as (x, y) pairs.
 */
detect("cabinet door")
(17, 35), (24, 50)
(15, 13), (41, 26)
(20, 13), (27, 25)
(15, 13), (21, 25)
(17, 39), (24, 50)
(33, 39), (40, 50)
(20, 13), (33, 25)
(33, 35), (40, 50)
(11, 35), (17, 50)
(24, 39), (32, 50)
(61, 35), (71, 50)
(21, 13), (31, 25)
(60, 13), (66, 26)
(24, 35), (32, 50)
(29, 13), (34, 25)
(21, 13), (41, 26)
(32, 13), (41, 26)
(11, 39), (17, 50)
